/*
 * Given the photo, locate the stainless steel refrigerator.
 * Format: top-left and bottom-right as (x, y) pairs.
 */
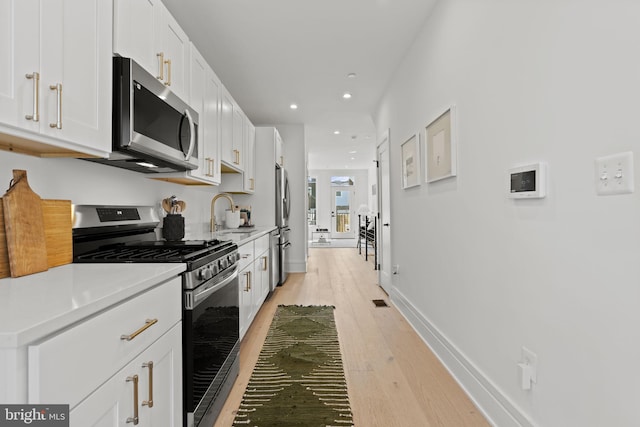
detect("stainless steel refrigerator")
(275, 164), (291, 285)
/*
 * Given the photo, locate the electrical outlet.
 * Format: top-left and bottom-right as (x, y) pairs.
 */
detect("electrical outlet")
(392, 264), (400, 275)
(595, 151), (634, 195)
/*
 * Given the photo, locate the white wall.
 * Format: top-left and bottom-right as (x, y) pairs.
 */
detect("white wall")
(278, 124), (307, 273)
(0, 150), (222, 236)
(375, 1), (640, 426)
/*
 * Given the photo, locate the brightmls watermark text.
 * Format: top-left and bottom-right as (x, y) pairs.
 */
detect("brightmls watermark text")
(0, 405), (68, 426)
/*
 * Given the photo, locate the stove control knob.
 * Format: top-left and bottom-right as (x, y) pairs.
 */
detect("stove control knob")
(227, 254), (236, 265)
(198, 267), (212, 281)
(219, 258), (228, 270)
(210, 264), (219, 276)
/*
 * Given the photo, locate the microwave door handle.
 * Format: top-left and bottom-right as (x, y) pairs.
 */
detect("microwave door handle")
(184, 109), (195, 161)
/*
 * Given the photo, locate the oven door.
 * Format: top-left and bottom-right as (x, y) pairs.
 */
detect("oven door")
(183, 265), (240, 427)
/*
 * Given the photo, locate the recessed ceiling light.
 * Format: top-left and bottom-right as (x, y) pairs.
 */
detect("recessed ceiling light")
(342, 92), (352, 99)
(347, 73), (357, 79)
(334, 130), (340, 135)
(289, 103), (298, 110)
(350, 157), (355, 160)
(349, 150), (357, 154)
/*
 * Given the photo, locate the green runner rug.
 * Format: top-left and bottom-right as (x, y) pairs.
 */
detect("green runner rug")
(233, 305), (354, 427)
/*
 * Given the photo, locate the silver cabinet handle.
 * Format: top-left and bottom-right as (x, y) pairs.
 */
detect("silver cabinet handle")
(244, 271), (250, 292)
(49, 83), (62, 129)
(262, 256), (268, 271)
(142, 361), (154, 408)
(126, 375), (139, 424)
(156, 52), (164, 80)
(250, 178), (255, 191)
(25, 72), (40, 122)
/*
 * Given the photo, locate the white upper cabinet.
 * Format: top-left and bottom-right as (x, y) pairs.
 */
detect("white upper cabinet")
(0, 0), (112, 157)
(114, 0), (190, 102)
(159, 7), (190, 102)
(220, 87), (239, 170)
(244, 118), (256, 193)
(220, 108), (256, 194)
(204, 66), (223, 184)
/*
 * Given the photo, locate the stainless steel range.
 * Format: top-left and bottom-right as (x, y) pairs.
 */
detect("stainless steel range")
(72, 205), (240, 427)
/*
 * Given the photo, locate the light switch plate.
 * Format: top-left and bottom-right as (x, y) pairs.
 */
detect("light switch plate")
(521, 346), (538, 384)
(595, 151), (634, 195)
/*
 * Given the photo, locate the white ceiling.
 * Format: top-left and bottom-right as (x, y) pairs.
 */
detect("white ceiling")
(162, 0), (437, 170)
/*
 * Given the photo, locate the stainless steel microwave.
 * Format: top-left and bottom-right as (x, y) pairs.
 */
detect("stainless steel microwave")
(88, 56), (198, 173)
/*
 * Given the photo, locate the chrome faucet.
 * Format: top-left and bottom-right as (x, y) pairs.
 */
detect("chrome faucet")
(210, 193), (235, 232)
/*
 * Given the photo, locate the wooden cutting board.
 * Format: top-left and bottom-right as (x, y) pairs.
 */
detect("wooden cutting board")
(0, 199), (73, 279)
(2, 170), (48, 277)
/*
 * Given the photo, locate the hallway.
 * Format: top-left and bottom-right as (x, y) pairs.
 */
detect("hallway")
(213, 247), (490, 426)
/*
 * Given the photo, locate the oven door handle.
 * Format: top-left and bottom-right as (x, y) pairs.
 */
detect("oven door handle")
(193, 266), (239, 307)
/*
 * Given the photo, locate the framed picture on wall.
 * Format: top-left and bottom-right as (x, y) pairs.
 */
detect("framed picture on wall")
(401, 132), (420, 189)
(425, 105), (457, 183)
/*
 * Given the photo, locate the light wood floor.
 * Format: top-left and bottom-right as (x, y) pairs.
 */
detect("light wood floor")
(212, 248), (490, 427)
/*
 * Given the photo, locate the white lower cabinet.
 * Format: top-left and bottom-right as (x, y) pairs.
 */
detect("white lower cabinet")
(70, 324), (182, 426)
(239, 235), (271, 340)
(26, 277), (183, 427)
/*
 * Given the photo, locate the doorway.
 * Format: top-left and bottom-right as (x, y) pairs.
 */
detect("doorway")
(331, 187), (355, 239)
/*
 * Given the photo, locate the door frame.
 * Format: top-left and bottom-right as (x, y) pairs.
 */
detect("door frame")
(377, 129), (392, 295)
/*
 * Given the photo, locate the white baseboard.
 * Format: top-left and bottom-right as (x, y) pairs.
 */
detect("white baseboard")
(391, 287), (535, 427)
(286, 260), (307, 273)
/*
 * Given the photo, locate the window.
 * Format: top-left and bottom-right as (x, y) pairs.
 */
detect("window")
(308, 177), (316, 225)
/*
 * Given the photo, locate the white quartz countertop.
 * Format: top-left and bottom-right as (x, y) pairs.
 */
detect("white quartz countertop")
(187, 225), (278, 246)
(0, 263), (186, 349)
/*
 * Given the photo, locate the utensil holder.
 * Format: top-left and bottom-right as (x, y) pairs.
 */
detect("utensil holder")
(163, 214), (185, 241)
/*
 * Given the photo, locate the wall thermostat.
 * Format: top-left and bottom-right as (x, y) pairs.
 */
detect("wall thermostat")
(508, 162), (547, 199)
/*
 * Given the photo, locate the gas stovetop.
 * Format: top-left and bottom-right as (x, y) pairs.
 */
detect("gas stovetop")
(74, 239), (230, 264)
(71, 205), (239, 280)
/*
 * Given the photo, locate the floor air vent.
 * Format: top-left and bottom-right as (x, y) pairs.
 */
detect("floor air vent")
(372, 299), (389, 307)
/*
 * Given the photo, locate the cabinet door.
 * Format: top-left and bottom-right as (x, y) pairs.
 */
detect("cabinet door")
(189, 45), (208, 181)
(243, 118), (256, 193)
(254, 251), (269, 310)
(204, 66), (222, 184)
(138, 324), (182, 427)
(113, 0), (163, 79)
(159, 4), (189, 102)
(232, 107), (244, 170)
(220, 89), (234, 166)
(0, 0), (40, 132)
(70, 324), (182, 427)
(39, 0), (111, 151)
(239, 266), (253, 340)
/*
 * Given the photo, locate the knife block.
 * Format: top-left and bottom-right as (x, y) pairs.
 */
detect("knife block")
(0, 199), (72, 279)
(162, 214), (185, 241)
